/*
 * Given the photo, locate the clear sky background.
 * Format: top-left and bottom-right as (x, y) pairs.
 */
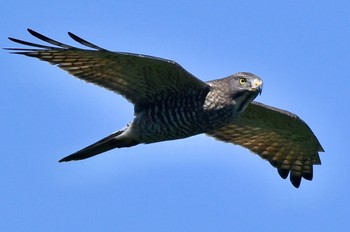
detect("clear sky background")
(1, 1), (349, 231)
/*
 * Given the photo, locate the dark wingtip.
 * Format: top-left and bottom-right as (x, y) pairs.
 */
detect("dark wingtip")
(290, 175), (301, 188)
(319, 145), (325, 152)
(27, 28), (35, 34)
(277, 169), (289, 179)
(67, 31), (106, 50)
(302, 172), (313, 181)
(27, 28), (42, 38)
(67, 32), (76, 37)
(8, 36), (16, 42)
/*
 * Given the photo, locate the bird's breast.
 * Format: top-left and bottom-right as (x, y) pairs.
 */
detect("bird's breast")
(132, 93), (215, 143)
(130, 90), (240, 144)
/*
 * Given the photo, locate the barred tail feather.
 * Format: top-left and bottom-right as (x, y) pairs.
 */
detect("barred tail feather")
(59, 129), (138, 162)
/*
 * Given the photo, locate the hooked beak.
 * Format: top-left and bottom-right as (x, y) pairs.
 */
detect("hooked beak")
(251, 79), (263, 95)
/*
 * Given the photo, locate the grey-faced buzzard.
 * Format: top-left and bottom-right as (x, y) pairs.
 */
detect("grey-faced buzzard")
(6, 29), (324, 188)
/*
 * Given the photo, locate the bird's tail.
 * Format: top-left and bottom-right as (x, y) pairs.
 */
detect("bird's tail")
(58, 128), (139, 162)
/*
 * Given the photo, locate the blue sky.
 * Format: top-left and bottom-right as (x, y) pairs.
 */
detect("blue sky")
(1, 1), (349, 231)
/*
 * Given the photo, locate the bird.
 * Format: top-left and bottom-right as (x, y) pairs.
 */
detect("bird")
(6, 29), (324, 188)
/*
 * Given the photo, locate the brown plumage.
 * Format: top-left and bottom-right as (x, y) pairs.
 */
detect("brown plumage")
(6, 29), (324, 188)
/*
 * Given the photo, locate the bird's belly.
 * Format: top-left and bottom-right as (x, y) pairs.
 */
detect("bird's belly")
(132, 108), (204, 143)
(131, 104), (237, 144)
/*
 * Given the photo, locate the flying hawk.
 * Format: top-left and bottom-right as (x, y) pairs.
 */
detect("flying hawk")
(6, 29), (324, 188)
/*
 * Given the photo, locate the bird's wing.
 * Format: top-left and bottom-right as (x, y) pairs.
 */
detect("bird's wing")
(6, 29), (207, 105)
(206, 101), (324, 188)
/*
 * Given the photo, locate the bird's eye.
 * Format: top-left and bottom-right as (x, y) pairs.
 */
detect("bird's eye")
(239, 78), (246, 85)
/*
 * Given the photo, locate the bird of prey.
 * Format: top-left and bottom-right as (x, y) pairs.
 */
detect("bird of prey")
(6, 29), (324, 188)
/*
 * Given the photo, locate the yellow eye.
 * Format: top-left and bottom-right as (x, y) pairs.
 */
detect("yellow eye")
(239, 78), (246, 85)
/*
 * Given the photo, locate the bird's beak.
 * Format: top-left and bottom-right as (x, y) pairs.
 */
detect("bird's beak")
(251, 79), (263, 95)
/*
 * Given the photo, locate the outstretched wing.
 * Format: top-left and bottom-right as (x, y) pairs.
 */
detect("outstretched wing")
(206, 101), (324, 188)
(6, 29), (207, 106)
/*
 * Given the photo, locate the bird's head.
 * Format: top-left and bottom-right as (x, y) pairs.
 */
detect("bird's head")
(226, 72), (263, 115)
(229, 72), (263, 95)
